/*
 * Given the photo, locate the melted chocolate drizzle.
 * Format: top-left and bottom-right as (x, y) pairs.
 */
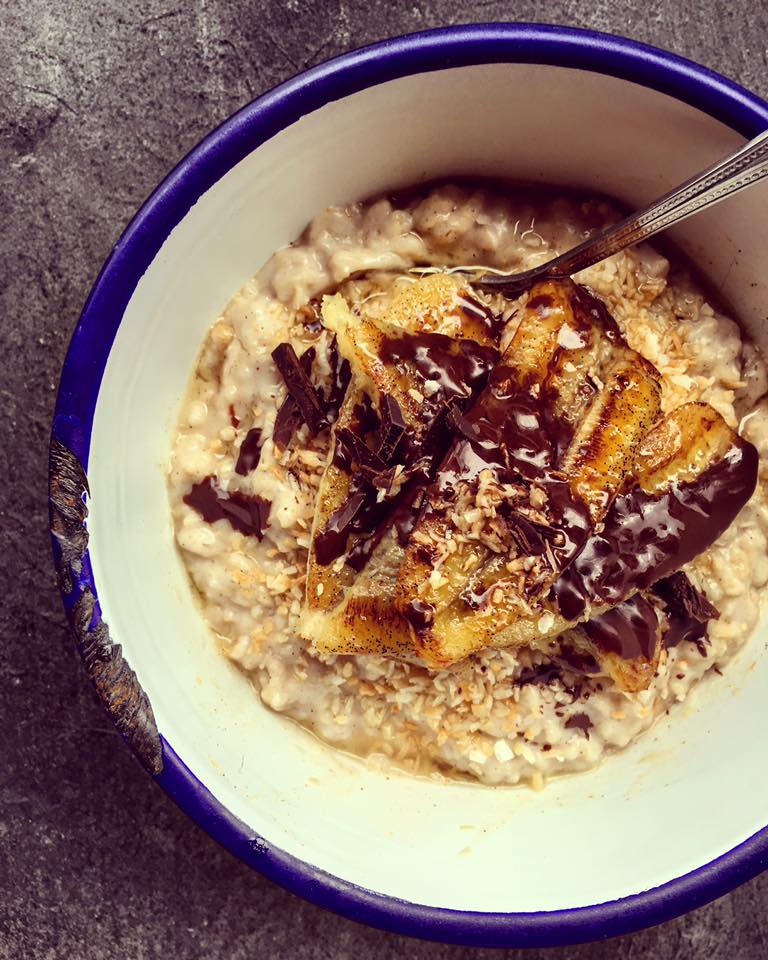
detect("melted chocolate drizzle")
(431, 358), (593, 570)
(553, 441), (759, 622)
(379, 333), (499, 408)
(581, 594), (661, 662)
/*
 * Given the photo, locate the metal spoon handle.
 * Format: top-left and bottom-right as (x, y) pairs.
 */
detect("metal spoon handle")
(476, 126), (768, 296)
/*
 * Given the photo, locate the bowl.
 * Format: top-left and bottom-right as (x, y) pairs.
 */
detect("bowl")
(49, 23), (768, 948)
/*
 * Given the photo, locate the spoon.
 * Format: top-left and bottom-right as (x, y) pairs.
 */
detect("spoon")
(443, 127), (768, 298)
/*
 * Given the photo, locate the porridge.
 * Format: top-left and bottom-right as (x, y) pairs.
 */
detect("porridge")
(168, 184), (768, 787)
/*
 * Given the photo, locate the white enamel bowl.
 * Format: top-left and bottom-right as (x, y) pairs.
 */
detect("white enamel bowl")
(50, 24), (768, 948)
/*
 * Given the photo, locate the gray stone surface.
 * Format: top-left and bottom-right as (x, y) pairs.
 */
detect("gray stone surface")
(3, 1), (768, 957)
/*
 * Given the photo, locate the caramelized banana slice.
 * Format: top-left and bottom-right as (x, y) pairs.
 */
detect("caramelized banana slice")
(398, 280), (661, 668)
(302, 275), (500, 651)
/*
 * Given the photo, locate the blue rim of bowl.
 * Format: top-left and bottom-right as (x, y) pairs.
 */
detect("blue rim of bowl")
(50, 22), (768, 948)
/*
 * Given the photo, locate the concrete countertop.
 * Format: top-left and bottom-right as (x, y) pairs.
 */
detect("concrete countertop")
(3, 2), (768, 957)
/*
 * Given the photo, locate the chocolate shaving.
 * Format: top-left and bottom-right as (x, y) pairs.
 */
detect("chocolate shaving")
(377, 394), (406, 462)
(313, 491), (367, 565)
(184, 477), (270, 540)
(326, 336), (351, 419)
(507, 512), (547, 556)
(335, 427), (387, 475)
(272, 346), (316, 448)
(653, 572), (719, 623)
(234, 427), (263, 476)
(446, 404), (480, 441)
(565, 712), (593, 738)
(653, 572), (717, 655)
(272, 342), (325, 436)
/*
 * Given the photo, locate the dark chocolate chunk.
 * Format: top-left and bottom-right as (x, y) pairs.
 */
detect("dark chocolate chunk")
(565, 712), (593, 738)
(234, 427), (263, 476)
(272, 342), (326, 435)
(272, 399), (302, 449)
(184, 477), (270, 540)
(377, 393), (406, 462)
(653, 572), (717, 654)
(653, 572), (719, 623)
(272, 346), (317, 448)
(326, 336), (351, 419)
(313, 491), (367, 566)
(335, 427), (387, 475)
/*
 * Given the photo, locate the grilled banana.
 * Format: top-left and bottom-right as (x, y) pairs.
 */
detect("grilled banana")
(303, 275), (499, 653)
(397, 280), (661, 668)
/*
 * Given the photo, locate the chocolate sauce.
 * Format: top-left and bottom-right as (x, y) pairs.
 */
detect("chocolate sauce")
(553, 440), (758, 621)
(272, 345), (316, 448)
(581, 594), (660, 661)
(377, 394), (406, 461)
(405, 599), (435, 630)
(184, 477), (271, 540)
(434, 359), (593, 571)
(234, 427), (262, 476)
(379, 333), (498, 405)
(456, 294), (506, 340)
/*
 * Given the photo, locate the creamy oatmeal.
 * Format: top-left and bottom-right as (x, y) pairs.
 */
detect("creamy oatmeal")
(168, 184), (768, 787)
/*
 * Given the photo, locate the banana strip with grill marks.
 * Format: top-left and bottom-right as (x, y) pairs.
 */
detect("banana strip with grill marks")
(304, 274), (500, 626)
